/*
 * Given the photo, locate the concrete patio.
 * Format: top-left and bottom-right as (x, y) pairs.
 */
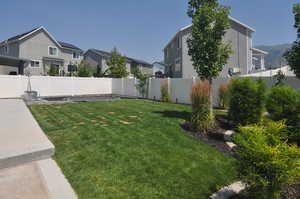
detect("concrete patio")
(0, 99), (77, 199)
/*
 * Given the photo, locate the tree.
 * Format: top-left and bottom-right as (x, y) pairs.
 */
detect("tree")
(106, 48), (129, 78)
(187, 0), (232, 128)
(284, 3), (300, 78)
(77, 60), (91, 77)
(134, 67), (148, 98)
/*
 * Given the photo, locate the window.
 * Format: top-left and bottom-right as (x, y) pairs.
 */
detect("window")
(68, 64), (77, 72)
(175, 58), (181, 72)
(30, 60), (40, 67)
(73, 52), (80, 59)
(49, 46), (58, 56)
(177, 37), (181, 49)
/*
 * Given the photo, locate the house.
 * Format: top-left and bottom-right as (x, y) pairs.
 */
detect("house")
(241, 65), (296, 77)
(0, 27), (83, 76)
(251, 47), (268, 72)
(84, 49), (153, 76)
(163, 16), (267, 78)
(152, 62), (166, 76)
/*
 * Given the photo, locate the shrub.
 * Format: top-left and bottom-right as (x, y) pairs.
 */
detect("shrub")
(234, 121), (300, 199)
(190, 80), (214, 133)
(266, 85), (300, 144)
(218, 83), (229, 108)
(228, 78), (266, 126)
(48, 65), (59, 76)
(77, 61), (91, 77)
(160, 80), (171, 102)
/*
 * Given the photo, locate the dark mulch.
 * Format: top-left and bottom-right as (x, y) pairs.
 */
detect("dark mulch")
(228, 184), (300, 199)
(281, 184), (300, 199)
(181, 114), (235, 155)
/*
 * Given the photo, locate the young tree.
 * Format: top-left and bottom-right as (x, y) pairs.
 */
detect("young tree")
(187, 0), (232, 127)
(284, 3), (300, 78)
(77, 60), (92, 77)
(106, 48), (129, 78)
(133, 67), (149, 98)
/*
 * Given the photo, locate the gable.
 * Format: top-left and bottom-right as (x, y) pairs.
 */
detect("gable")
(19, 29), (62, 58)
(19, 28), (61, 49)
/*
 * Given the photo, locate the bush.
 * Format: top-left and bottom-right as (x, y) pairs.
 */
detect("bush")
(218, 83), (229, 108)
(266, 85), (300, 144)
(234, 121), (300, 199)
(48, 65), (59, 76)
(78, 61), (91, 77)
(190, 80), (214, 133)
(160, 80), (171, 102)
(228, 78), (266, 126)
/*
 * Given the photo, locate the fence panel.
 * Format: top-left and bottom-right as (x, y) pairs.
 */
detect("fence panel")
(0, 75), (27, 98)
(0, 75), (300, 104)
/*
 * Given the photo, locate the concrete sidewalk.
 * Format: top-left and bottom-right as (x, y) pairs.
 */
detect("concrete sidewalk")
(0, 159), (77, 199)
(0, 99), (77, 199)
(0, 99), (54, 169)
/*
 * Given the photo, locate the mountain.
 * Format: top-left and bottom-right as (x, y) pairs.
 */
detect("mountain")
(255, 43), (292, 69)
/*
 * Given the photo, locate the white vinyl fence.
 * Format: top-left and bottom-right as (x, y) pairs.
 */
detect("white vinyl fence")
(0, 75), (112, 98)
(112, 77), (300, 106)
(0, 75), (300, 106)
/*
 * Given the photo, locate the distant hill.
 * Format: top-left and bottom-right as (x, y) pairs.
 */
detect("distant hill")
(255, 43), (292, 69)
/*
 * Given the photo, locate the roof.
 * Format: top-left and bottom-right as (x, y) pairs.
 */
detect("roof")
(164, 16), (256, 50)
(5, 28), (39, 43)
(0, 27), (82, 51)
(0, 55), (30, 67)
(86, 49), (152, 66)
(128, 58), (152, 66)
(153, 61), (167, 66)
(58, 41), (82, 51)
(251, 48), (268, 55)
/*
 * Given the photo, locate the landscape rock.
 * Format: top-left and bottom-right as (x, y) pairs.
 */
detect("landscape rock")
(210, 181), (246, 199)
(226, 142), (237, 150)
(224, 130), (236, 141)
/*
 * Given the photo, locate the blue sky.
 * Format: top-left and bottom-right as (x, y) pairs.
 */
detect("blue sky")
(0, 0), (299, 63)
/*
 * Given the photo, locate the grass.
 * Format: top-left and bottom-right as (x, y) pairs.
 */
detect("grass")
(29, 99), (237, 199)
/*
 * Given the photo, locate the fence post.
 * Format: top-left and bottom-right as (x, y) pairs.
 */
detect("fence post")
(167, 77), (171, 101)
(121, 78), (124, 96)
(148, 77), (152, 99)
(71, 76), (75, 96)
(192, 76), (196, 85)
(134, 77), (137, 97)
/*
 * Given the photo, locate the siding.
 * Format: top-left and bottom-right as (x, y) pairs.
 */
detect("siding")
(164, 36), (182, 78)
(84, 51), (151, 76)
(19, 29), (82, 75)
(169, 20), (252, 78)
(0, 42), (19, 57)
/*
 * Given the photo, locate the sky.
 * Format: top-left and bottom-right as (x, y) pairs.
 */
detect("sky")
(0, 0), (299, 63)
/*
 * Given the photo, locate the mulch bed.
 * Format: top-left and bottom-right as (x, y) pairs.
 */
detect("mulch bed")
(229, 184), (300, 199)
(181, 114), (235, 155)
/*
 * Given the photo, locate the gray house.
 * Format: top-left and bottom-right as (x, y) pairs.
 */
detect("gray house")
(164, 17), (267, 78)
(0, 27), (83, 76)
(84, 49), (153, 76)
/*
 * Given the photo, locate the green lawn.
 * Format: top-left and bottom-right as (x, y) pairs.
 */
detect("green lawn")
(29, 99), (237, 199)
